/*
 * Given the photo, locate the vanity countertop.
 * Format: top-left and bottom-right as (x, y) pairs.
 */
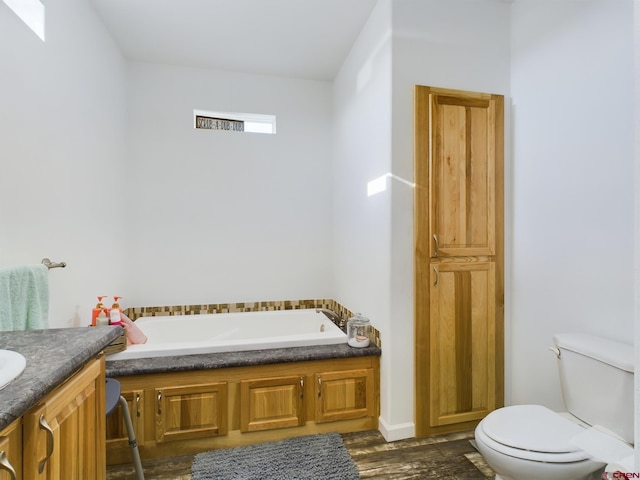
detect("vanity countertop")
(106, 343), (381, 377)
(0, 326), (123, 431)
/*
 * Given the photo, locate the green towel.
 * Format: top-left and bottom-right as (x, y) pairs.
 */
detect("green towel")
(0, 265), (49, 331)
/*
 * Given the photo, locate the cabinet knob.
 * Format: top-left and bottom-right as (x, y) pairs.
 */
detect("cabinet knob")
(433, 265), (439, 287)
(433, 234), (439, 256)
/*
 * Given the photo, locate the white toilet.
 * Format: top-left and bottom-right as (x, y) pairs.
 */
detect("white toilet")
(475, 333), (634, 480)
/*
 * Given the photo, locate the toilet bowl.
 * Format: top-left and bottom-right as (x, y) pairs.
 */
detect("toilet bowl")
(475, 405), (605, 480)
(474, 333), (634, 480)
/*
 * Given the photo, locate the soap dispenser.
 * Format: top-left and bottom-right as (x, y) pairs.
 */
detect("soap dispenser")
(96, 309), (109, 326)
(109, 296), (123, 326)
(91, 296), (107, 326)
(346, 313), (371, 348)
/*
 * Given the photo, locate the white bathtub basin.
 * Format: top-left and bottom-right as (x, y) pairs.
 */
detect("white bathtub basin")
(0, 350), (26, 390)
(108, 309), (348, 360)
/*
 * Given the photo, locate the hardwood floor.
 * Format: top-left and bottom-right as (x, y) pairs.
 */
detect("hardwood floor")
(106, 429), (494, 480)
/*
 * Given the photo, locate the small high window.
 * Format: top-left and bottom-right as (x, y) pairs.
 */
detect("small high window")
(194, 110), (276, 135)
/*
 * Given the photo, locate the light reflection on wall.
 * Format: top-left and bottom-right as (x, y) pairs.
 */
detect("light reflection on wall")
(3, 0), (45, 41)
(367, 172), (415, 197)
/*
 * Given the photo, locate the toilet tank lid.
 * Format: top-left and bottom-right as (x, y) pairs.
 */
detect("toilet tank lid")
(554, 333), (633, 373)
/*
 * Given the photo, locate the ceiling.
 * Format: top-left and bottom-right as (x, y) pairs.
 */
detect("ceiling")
(89, 0), (378, 81)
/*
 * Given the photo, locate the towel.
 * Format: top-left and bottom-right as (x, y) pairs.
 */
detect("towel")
(0, 265), (49, 331)
(120, 312), (147, 345)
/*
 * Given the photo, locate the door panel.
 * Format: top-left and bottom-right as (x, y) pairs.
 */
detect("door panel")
(430, 93), (496, 258)
(429, 262), (496, 427)
(155, 383), (227, 443)
(240, 376), (304, 432)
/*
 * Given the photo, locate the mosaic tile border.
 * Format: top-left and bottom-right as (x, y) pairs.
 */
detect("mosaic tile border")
(124, 298), (381, 347)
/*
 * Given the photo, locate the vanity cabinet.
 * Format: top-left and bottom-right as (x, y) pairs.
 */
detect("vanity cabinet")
(107, 355), (379, 464)
(0, 420), (22, 480)
(415, 85), (504, 436)
(22, 357), (106, 480)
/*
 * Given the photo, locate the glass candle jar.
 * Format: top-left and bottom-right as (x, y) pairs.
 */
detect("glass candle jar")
(347, 313), (370, 348)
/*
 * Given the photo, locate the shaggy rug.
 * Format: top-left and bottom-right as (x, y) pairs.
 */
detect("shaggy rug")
(191, 433), (360, 480)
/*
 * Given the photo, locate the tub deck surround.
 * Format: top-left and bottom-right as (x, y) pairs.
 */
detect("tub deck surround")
(106, 343), (381, 377)
(0, 326), (123, 430)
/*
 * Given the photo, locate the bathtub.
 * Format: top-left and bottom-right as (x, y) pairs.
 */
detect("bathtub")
(106, 308), (347, 360)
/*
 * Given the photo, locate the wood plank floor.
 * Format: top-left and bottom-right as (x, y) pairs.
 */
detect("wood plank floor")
(106, 429), (494, 480)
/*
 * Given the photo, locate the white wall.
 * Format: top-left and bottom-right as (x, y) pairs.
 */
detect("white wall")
(332, 0), (394, 432)
(390, 0), (512, 436)
(336, 0), (634, 440)
(510, 0), (635, 410)
(333, 0), (511, 440)
(0, 0), (127, 328)
(125, 62), (334, 306)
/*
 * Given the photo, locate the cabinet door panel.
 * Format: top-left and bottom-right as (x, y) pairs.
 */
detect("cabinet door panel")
(240, 376), (304, 432)
(23, 358), (104, 480)
(155, 383), (227, 443)
(430, 93), (496, 257)
(429, 262), (496, 427)
(0, 420), (22, 480)
(315, 369), (373, 423)
(106, 390), (144, 448)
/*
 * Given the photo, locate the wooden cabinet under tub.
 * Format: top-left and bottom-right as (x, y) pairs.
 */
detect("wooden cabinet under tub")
(106, 355), (379, 464)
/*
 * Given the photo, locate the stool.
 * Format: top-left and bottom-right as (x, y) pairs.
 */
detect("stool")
(106, 378), (145, 480)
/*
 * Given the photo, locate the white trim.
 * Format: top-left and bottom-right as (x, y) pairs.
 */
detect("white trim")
(378, 417), (414, 442)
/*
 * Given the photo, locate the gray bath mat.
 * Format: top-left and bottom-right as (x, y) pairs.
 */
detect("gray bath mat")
(191, 432), (360, 480)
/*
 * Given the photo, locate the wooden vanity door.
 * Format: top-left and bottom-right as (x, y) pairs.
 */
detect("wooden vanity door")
(106, 389), (145, 449)
(22, 358), (105, 480)
(240, 375), (305, 432)
(155, 382), (228, 443)
(0, 420), (22, 480)
(314, 369), (375, 423)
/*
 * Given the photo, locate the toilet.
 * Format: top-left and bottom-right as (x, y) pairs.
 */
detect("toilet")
(475, 333), (634, 480)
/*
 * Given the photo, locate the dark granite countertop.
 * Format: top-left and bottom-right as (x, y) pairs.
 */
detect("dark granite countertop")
(106, 343), (381, 377)
(0, 326), (123, 431)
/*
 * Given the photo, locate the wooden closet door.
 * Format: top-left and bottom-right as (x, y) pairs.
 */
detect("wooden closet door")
(429, 92), (497, 258)
(429, 262), (496, 427)
(415, 85), (504, 437)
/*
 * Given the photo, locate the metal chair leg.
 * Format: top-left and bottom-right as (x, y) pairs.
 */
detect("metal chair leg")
(118, 395), (145, 480)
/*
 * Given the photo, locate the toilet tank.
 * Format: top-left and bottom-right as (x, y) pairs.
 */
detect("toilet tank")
(554, 333), (634, 444)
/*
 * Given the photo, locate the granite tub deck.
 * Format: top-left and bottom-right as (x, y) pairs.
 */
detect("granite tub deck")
(106, 343), (381, 377)
(0, 326), (123, 431)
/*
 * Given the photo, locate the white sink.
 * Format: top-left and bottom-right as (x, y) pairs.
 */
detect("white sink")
(0, 350), (26, 390)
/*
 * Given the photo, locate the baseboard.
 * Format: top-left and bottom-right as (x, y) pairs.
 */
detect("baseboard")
(378, 417), (414, 442)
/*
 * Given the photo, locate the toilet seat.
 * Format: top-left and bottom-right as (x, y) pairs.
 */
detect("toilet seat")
(478, 405), (591, 463)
